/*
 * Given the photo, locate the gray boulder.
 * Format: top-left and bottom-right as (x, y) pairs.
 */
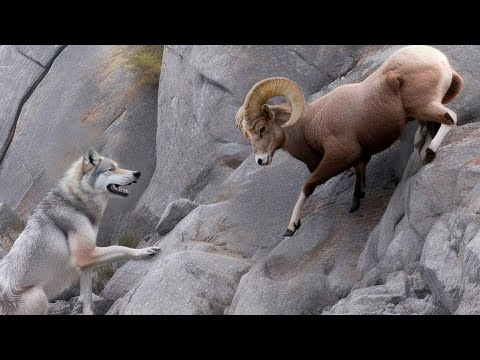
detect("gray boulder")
(69, 294), (113, 315)
(155, 198), (198, 236)
(324, 271), (446, 315)
(108, 251), (250, 315)
(47, 300), (72, 315)
(323, 272), (409, 315)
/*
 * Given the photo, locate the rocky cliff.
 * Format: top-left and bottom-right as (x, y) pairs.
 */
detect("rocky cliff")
(2, 45), (480, 314)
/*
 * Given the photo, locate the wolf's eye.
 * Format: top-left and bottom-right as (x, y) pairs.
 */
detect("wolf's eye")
(259, 126), (266, 134)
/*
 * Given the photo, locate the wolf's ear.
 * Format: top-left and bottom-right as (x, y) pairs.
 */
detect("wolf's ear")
(83, 148), (101, 170)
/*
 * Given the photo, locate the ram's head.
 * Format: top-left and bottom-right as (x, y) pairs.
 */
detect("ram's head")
(236, 77), (305, 166)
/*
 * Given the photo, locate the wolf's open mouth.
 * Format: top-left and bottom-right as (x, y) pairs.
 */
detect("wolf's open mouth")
(107, 184), (130, 197)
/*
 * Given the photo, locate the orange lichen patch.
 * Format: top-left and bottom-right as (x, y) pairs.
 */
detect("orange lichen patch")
(214, 190), (234, 203)
(82, 46), (156, 128)
(82, 103), (104, 124)
(468, 155), (480, 166)
(191, 218), (227, 244)
(206, 242), (253, 263)
(95, 46), (129, 89)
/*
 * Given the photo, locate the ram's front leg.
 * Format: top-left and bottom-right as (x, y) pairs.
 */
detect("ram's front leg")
(284, 152), (352, 237)
(350, 156), (370, 213)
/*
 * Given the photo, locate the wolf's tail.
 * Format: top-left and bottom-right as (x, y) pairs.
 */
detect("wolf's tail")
(442, 70), (463, 104)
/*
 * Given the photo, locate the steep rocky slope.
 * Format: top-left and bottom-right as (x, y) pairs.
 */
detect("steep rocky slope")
(2, 45), (480, 314)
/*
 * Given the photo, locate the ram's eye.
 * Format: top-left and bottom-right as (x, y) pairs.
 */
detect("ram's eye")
(259, 126), (266, 134)
(106, 168), (113, 172)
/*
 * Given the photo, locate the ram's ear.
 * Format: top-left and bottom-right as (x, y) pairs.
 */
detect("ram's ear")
(83, 148), (101, 172)
(262, 104), (276, 122)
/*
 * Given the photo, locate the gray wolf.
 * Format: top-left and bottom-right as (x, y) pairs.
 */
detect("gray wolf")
(0, 148), (160, 315)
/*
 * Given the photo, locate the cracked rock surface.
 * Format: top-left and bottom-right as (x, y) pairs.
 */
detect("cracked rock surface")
(0, 45), (158, 246)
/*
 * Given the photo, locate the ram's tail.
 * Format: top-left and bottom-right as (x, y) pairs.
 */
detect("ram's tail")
(442, 70), (463, 104)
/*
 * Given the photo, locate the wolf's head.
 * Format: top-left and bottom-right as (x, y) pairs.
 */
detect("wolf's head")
(78, 148), (141, 199)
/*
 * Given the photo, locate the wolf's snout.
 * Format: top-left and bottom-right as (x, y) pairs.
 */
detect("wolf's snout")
(133, 171), (141, 178)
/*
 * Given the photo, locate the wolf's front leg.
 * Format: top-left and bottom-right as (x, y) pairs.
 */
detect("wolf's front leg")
(77, 245), (161, 270)
(79, 270), (93, 315)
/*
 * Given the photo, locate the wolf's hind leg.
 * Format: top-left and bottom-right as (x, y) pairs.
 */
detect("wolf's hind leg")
(14, 287), (48, 315)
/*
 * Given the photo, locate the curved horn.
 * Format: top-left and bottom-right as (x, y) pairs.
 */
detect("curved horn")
(243, 77), (305, 128)
(235, 105), (247, 136)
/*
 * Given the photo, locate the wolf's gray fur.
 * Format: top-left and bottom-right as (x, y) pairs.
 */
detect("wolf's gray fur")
(0, 149), (160, 315)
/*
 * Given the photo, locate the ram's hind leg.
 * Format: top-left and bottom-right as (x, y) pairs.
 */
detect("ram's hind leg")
(427, 115), (457, 158)
(284, 151), (358, 237)
(413, 102), (458, 163)
(350, 156), (370, 213)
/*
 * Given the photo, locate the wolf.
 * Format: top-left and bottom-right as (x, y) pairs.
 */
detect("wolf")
(0, 148), (160, 315)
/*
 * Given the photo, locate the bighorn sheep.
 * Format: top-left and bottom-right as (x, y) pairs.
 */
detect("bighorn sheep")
(236, 45), (463, 236)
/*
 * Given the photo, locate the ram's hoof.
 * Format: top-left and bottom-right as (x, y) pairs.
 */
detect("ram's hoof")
(283, 229), (295, 237)
(349, 205), (360, 213)
(424, 148), (436, 164)
(444, 112), (455, 126)
(350, 197), (361, 213)
(283, 221), (301, 237)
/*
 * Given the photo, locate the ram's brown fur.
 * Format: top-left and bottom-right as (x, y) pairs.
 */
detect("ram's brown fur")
(237, 45), (463, 236)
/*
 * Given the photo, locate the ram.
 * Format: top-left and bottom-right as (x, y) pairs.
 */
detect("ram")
(236, 45), (463, 236)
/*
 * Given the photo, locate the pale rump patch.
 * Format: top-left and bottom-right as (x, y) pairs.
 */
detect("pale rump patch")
(288, 191), (307, 232)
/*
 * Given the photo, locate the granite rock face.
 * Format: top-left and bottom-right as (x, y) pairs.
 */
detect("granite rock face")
(3, 45), (480, 314)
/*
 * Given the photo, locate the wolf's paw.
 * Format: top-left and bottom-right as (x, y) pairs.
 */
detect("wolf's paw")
(134, 246), (161, 260)
(83, 307), (94, 315)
